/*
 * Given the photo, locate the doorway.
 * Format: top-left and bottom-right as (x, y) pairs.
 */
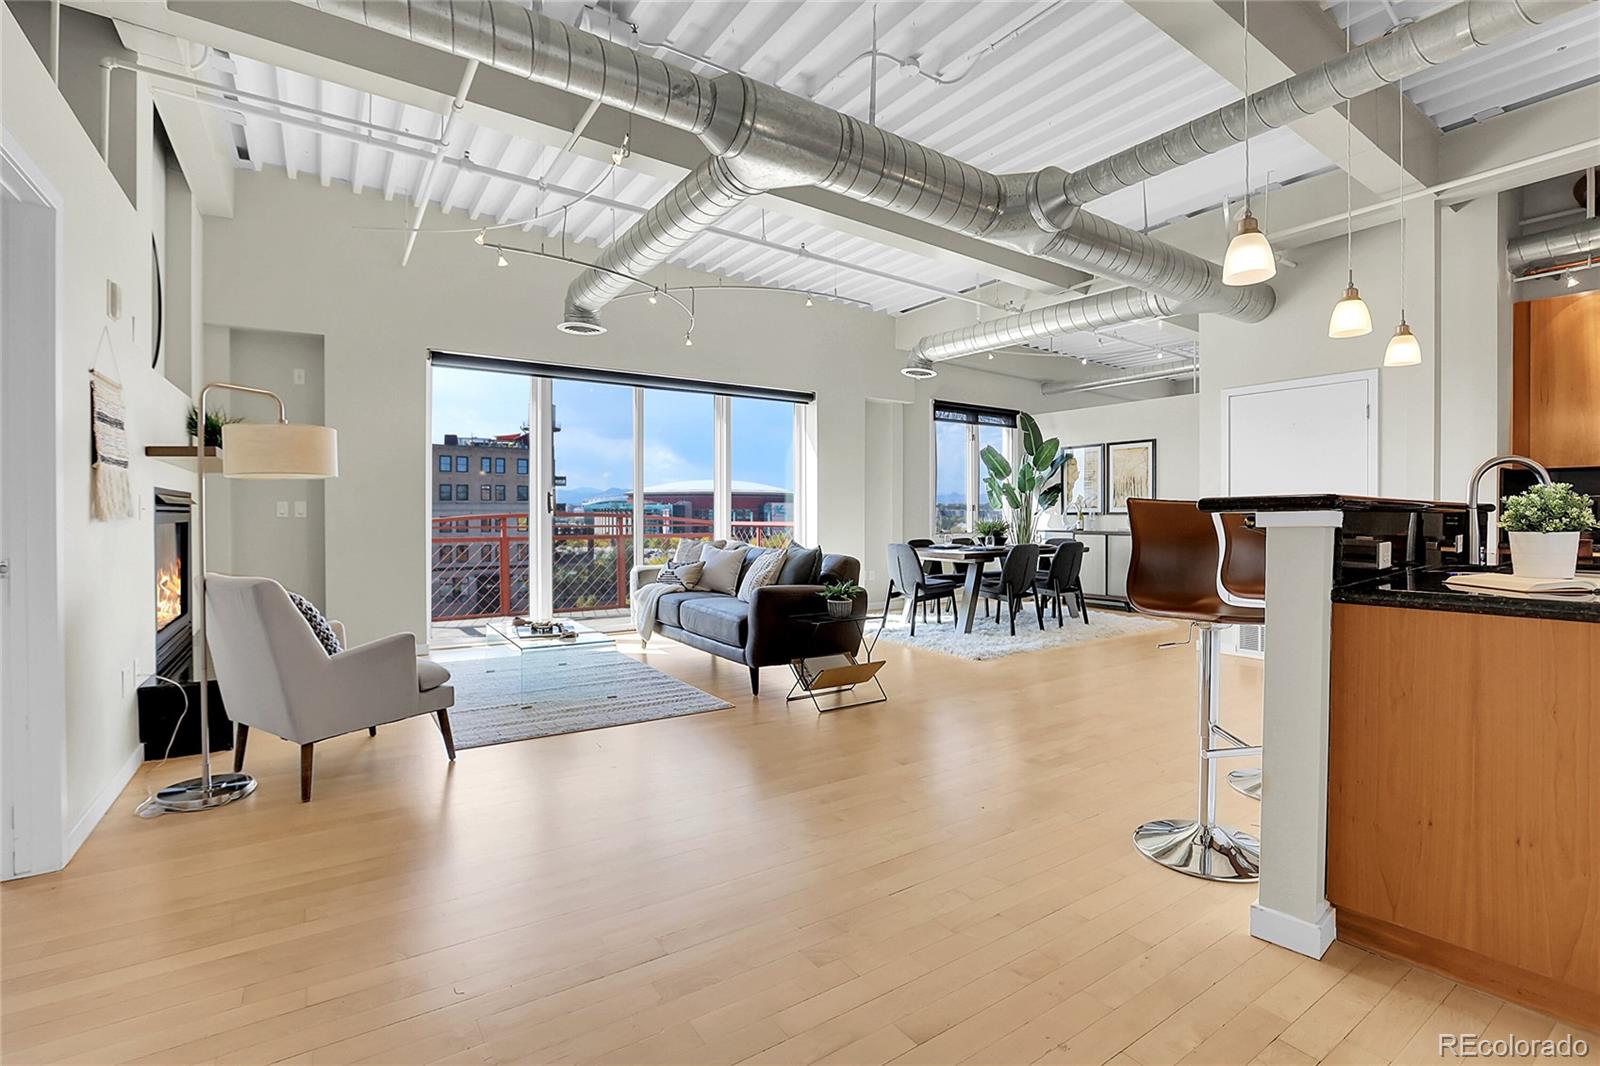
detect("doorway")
(2, 135), (68, 879)
(1220, 370), (1379, 495)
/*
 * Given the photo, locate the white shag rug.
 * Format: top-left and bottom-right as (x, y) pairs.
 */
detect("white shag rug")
(871, 601), (1172, 661)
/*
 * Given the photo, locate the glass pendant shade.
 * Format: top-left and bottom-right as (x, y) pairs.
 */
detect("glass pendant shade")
(1383, 322), (1422, 367)
(1328, 284), (1373, 338)
(1222, 213), (1277, 286)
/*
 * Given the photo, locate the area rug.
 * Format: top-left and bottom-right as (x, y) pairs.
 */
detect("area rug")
(871, 602), (1172, 661)
(445, 646), (732, 748)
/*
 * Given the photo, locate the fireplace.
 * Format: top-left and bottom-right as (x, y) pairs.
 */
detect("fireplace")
(153, 489), (194, 680)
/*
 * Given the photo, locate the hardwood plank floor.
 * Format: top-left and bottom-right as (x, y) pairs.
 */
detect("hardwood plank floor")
(2, 622), (1593, 1065)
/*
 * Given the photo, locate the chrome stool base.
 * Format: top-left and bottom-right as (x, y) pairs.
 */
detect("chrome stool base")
(1228, 767), (1262, 801)
(1134, 819), (1260, 882)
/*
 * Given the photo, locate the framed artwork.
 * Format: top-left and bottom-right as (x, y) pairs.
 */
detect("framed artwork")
(1055, 443), (1103, 516)
(1106, 439), (1156, 513)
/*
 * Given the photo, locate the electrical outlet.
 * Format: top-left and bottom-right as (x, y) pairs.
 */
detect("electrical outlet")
(867, 569), (875, 581)
(292, 368), (306, 385)
(276, 500), (289, 518)
(294, 500), (307, 519)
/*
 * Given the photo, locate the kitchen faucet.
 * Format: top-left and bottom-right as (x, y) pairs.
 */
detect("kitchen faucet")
(1465, 454), (1553, 566)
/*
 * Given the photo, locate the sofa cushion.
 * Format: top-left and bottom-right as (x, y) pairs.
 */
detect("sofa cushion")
(678, 596), (750, 647)
(777, 544), (822, 585)
(417, 658), (452, 692)
(698, 544), (749, 595)
(656, 590), (725, 629)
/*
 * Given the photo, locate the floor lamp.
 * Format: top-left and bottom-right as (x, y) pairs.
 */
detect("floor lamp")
(153, 382), (338, 812)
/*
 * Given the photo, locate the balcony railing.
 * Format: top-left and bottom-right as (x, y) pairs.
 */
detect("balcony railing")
(431, 512), (793, 621)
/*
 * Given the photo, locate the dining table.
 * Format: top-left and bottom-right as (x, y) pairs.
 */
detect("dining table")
(910, 543), (1054, 634)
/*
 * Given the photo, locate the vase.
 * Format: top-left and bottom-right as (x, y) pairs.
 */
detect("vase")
(1507, 531), (1580, 579)
(826, 598), (854, 618)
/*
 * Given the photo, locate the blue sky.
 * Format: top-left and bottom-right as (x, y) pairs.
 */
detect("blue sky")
(432, 366), (795, 497)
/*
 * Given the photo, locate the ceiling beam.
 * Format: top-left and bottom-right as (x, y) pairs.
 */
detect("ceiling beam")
(1124, 0), (1440, 197)
(85, 0), (1091, 292)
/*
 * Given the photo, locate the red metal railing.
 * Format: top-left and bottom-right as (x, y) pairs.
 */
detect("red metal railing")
(431, 512), (793, 621)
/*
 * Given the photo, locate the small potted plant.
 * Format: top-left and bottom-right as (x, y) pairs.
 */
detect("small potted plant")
(973, 517), (1010, 546)
(819, 580), (863, 619)
(187, 406), (244, 448)
(1498, 483), (1597, 579)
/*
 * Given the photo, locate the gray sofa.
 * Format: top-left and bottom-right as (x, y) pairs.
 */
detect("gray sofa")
(632, 546), (865, 693)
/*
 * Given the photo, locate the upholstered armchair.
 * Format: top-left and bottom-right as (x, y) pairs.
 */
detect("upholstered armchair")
(204, 575), (456, 801)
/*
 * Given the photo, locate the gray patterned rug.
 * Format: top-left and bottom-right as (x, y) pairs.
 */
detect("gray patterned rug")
(445, 646), (732, 748)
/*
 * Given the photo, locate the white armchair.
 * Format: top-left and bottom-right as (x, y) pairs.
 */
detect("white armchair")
(204, 575), (456, 801)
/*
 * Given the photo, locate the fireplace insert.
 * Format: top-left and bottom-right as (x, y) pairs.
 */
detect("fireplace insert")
(153, 489), (193, 680)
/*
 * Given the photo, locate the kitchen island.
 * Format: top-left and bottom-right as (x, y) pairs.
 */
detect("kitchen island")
(1199, 494), (1598, 1028)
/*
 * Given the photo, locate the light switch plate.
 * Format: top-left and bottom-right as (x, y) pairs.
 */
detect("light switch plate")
(276, 500), (289, 518)
(293, 368), (306, 385)
(294, 500), (307, 519)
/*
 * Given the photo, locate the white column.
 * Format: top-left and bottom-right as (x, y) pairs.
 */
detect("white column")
(632, 387), (645, 570)
(529, 376), (554, 621)
(713, 394), (732, 542)
(1250, 510), (1341, 958)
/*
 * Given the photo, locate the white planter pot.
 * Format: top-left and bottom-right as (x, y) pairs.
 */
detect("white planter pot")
(1507, 531), (1580, 579)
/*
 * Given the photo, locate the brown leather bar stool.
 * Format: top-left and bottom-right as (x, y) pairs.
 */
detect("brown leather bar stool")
(1127, 499), (1264, 882)
(1216, 513), (1266, 802)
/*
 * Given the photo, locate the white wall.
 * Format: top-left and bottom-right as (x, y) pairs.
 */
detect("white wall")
(203, 169), (1045, 643)
(1035, 393), (1201, 530)
(3, 6), (193, 848)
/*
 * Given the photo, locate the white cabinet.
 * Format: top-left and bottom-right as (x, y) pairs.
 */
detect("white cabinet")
(1070, 531), (1132, 606)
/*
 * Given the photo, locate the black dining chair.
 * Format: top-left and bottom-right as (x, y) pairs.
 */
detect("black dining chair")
(977, 543), (1042, 635)
(885, 543), (961, 636)
(1035, 540), (1089, 626)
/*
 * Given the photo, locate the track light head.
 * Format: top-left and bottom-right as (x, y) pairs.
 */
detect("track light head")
(804, 294), (814, 307)
(474, 229), (486, 246)
(647, 291), (658, 304)
(683, 333), (694, 347)
(1565, 270), (1581, 289)
(495, 252), (509, 268)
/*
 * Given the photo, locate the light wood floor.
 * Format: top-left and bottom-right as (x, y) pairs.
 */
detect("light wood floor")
(3, 621), (1593, 1065)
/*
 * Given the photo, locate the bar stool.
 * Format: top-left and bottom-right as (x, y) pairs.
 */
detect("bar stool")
(1127, 499), (1263, 882)
(1216, 513), (1266, 802)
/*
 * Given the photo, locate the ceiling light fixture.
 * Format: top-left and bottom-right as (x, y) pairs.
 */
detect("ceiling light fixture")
(647, 290), (658, 304)
(804, 293), (814, 307)
(495, 251), (509, 268)
(1329, 2), (1372, 339)
(1222, 0), (1277, 287)
(1564, 270), (1581, 288)
(474, 229), (486, 246)
(683, 333), (694, 347)
(1385, 71), (1421, 368)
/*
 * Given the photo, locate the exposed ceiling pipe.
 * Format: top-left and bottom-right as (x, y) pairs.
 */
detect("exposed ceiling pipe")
(1064, 0), (1591, 204)
(1040, 365), (1198, 396)
(913, 287), (1184, 363)
(288, 0), (1270, 334)
(401, 59), (478, 268)
(1506, 216), (1600, 274)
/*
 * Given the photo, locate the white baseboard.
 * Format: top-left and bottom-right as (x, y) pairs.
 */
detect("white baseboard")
(1250, 901), (1337, 959)
(64, 744), (143, 863)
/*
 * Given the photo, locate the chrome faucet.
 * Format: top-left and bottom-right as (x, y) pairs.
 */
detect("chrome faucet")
(1466, 454), (1552, 566)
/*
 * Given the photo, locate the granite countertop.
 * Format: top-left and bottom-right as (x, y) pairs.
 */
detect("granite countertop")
(1199, 493), (1489, 515)
(1333, 566), (1600, 623)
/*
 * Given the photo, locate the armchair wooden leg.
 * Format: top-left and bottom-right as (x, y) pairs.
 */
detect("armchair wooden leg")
(368, 725), (377, 737)
(435, 709), (457, 761)
(300, 744), (314, 803)
(233, 723), (249, 773)
(749, 666), (761, 695)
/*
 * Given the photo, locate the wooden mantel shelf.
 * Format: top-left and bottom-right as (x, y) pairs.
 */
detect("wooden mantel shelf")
(145, 445), (222, 473)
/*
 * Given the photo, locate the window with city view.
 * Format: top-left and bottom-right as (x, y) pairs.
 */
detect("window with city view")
(731, 396), (796, 547)
(933, 401), (1018, 536)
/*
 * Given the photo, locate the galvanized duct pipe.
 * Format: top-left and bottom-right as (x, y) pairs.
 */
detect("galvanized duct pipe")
(1066, 0), (1590, 203)
(1506, 216), (1600, 273)
(560, 158), (761, 333)
(1040, 364), (1198, 396)
(912, 287), (1183, 363)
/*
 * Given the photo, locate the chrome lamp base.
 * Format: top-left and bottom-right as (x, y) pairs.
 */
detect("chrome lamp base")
(1134, 819), (1260, 882)
(1228, 767), (1262, 801)
(153, 772), (257, 812)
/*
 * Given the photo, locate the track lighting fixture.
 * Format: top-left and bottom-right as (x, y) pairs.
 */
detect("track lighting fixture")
(647, 290), (658, 304)
(683, 333), (693, 347)
(496, 252), (509, 268)
(1222, 0), (1277, 287)
(1565, 270), (1581, 289)
(474, 229), (486, 246)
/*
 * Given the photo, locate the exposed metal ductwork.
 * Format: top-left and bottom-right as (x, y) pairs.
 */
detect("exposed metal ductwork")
(913, 287), (1183, 363)
(1065, 0), (1589, 203)
(1506, 216), (1600, 273)
(1040, 364), (1199, 396)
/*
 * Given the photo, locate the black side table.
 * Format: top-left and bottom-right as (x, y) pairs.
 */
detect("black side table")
(784, 610), (888, 712)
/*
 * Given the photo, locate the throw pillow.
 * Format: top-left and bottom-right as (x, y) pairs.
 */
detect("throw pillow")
(737, 547), (788, 602)
(287, 590), (342, 655)
(697, 544), (749, 595)
(671, 539), (725, 565)
(777, 544), (822, 585)
(657, 560), (705, 589)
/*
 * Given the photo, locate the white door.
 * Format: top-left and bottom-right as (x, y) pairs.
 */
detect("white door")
(1221, 370), (1378, 495)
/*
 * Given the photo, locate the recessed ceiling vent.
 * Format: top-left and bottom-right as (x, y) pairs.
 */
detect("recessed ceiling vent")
(556, 308), (606, 336)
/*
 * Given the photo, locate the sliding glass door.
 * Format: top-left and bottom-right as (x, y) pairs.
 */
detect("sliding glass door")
(430, 354), (810, 640)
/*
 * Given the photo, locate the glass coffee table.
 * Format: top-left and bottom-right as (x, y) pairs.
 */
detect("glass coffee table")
(484, 618), (616, 693)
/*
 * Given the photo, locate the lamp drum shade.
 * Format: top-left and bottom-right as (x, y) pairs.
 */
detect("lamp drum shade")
(221, 422), (338, 478)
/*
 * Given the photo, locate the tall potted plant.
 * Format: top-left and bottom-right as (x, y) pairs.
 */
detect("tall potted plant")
(980, 412), (1067, 545)
(1498, 483), (1597, 579)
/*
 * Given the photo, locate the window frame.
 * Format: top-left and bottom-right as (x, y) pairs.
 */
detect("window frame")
(931, 406), (1018, 534)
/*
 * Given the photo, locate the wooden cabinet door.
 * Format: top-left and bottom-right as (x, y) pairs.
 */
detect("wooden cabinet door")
(1517, 292), (1600, 468)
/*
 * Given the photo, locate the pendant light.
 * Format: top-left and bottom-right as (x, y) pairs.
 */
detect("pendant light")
(1384, 72), (1422, 367)
(1328, 2), (1372, 338)
(1222, 0), (1277, 287)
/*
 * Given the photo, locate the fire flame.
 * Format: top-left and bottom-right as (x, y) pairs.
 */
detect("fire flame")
(156, 558), (183, 630)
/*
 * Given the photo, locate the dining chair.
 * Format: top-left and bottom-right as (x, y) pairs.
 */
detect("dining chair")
(1035, 540), (1089, 626)
(977, 543), (1042, 635)
(885, 543), (961, 636)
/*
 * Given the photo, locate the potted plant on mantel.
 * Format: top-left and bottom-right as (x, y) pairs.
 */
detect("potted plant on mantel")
(819, 580), (864, 619)
(980, 412), (1068, 545)
(1498, 483), (1597, 579)
(973, 517), (1010, 546)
